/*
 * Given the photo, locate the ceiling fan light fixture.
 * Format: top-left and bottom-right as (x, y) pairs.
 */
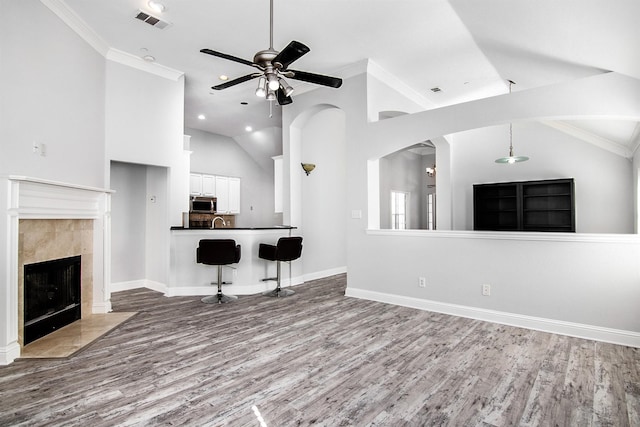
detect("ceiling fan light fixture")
(255, 76), (267, 97)
(280, 79), (294, 97)
(266, 89), (276, 101)
(267, 74), (280, 91)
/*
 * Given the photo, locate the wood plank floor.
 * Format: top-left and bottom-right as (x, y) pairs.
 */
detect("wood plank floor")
(1, 274), (638, 426)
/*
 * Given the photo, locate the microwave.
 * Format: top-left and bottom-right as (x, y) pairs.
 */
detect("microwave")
(190, 197), (217, 213)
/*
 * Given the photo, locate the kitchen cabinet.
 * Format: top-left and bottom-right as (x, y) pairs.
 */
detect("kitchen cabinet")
(201, 174), (215, 196)
(214, 176), (241, 214)
(228, 177), (240, 214)
(189, 173), (202, 196)
(474, 178), (575, 232)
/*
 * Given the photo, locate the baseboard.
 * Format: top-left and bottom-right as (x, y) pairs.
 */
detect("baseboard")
(345, 287), (640, 348)
(111, 272), (322, 297)
(0, 341), (21, 365)
(109, 279), (168, 294)
(303, 266), (347, 282)
(92, 301), (112, 314)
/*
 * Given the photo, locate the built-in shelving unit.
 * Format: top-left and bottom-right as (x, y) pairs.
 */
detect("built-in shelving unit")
(474, 178), (575, 232)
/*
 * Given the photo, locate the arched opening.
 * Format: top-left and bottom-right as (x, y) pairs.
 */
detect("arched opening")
(379, 141), (436, 230)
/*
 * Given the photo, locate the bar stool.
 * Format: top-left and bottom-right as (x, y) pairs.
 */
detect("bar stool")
(259, 236), (303, 297)
(197, 239), (241, 304)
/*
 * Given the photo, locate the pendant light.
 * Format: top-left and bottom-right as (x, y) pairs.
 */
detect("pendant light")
(495, 80), (529, 164)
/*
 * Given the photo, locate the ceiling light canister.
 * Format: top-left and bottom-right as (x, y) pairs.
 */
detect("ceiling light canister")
(267, 75), (280, 91)
(148, 1), (165, 13)
(255, 76), (267, 97)
(266, 89), (276, 101)
(280, 79), (294, 97)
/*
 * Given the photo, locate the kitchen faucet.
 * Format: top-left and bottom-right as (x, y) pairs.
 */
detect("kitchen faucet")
(212, 216), (226, 228)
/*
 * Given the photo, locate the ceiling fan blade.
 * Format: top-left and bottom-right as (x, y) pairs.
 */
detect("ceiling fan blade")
(287, 70), (342, 88)
(200, 48), (257, 68)
(276, 88), (293, 105)
(273, 41), (310, 69)
(211, 74), (261, 90)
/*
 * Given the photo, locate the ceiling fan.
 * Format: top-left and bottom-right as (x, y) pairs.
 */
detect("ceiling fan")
(200, 0), (342, 105)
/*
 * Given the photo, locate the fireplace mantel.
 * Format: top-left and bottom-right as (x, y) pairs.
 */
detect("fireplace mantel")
(0, 176), (113, 365)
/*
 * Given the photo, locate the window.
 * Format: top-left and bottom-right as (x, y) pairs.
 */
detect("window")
(427, 193), (435, 230)
(391, 191), (409, 230)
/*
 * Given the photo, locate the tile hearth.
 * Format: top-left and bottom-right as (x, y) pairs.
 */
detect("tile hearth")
(20, 313), (136, 359)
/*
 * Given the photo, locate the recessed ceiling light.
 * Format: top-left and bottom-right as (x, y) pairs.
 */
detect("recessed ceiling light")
(148, 1), (165, 13)
(142, 55), (155, 62)
(198, 114), (206, 120)
(245, 126), (253, 132)
(219, 75), (229, 81)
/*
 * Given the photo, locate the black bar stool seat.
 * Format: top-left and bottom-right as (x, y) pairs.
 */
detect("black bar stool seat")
(197, 239), (241, 304)
(259, 236), (303, 297)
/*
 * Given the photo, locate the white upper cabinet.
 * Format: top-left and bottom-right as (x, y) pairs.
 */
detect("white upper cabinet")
(228, 177), (240, 214)
(215, 176), (229, 213)
(189, 173), (202, 196)
(190, 173), (240, 213)
(202, 174), (215, 196)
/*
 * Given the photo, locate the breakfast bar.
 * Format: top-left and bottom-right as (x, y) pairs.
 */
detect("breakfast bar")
(169, 226), (298, 296)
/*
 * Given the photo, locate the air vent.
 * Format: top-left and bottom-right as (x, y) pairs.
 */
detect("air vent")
(134, 10), (171, 29)
(430, 87), (442, 93)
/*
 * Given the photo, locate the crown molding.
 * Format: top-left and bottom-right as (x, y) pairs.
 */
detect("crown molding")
(106, 49), (184, 81)
(40, 0), (110, 56)
(40, 0), (184, 81)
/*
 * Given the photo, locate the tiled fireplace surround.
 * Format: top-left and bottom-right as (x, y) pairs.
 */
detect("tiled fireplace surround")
(18, 219), (94, 346)
(1, 177), (112, 364)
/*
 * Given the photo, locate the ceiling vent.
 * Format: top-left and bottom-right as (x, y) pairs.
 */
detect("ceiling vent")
(134, 10), (171, 29)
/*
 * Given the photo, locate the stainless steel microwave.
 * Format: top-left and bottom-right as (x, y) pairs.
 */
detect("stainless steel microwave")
(190, 197), (217, 213)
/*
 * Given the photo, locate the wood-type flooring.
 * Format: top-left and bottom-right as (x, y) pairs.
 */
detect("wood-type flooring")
(1, 274), (638, 426)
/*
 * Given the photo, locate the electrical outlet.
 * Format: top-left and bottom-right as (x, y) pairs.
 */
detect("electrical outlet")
(482, 284), (491, 296)
(419, 277), (426, 288)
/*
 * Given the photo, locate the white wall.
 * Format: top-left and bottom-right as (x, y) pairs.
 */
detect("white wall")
(187, 127), (281, 227)
(282, 68), (640, 344)
(0, 0), (106, 188)
(300, 108), (348, 277)
(105, 60), (187, 227)
(110, 162), (146, 283)
(449, 122), (634, 233)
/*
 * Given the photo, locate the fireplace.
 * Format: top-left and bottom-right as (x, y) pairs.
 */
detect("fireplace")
(24, 256), (82, 345)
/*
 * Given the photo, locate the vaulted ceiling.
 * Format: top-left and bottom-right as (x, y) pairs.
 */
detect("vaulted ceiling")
(52, 0), (640, 157)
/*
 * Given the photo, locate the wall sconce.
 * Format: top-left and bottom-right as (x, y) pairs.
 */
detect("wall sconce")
(426, 165), (436, 177)
(301, 163), (316, 176)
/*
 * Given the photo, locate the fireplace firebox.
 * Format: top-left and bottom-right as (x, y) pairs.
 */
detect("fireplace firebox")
(24, 255), (81, 345)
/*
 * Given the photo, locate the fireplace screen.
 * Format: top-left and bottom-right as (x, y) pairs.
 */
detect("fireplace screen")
(24, 255), (81, 345)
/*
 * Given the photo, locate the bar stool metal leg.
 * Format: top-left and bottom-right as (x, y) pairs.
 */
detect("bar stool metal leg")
(262, 261), (295, 297)
(201, 265), (238, 304)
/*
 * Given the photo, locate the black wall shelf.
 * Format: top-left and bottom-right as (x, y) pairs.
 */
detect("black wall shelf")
(474, 178), (575, 232)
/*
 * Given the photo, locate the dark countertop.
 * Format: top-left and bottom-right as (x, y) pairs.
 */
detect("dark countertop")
(171, 225), (296, 231)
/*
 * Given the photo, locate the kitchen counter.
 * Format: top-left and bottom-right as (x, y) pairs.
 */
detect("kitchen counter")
(169, 226), (300, 296)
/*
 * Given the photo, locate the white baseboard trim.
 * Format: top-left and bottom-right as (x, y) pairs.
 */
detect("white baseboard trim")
(303, 266), (347, 282)
(0, 342), (21, 365)
(109, 280), (168, 294)
(92, 301), (112, 314)
(345, 287), (640, 348)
